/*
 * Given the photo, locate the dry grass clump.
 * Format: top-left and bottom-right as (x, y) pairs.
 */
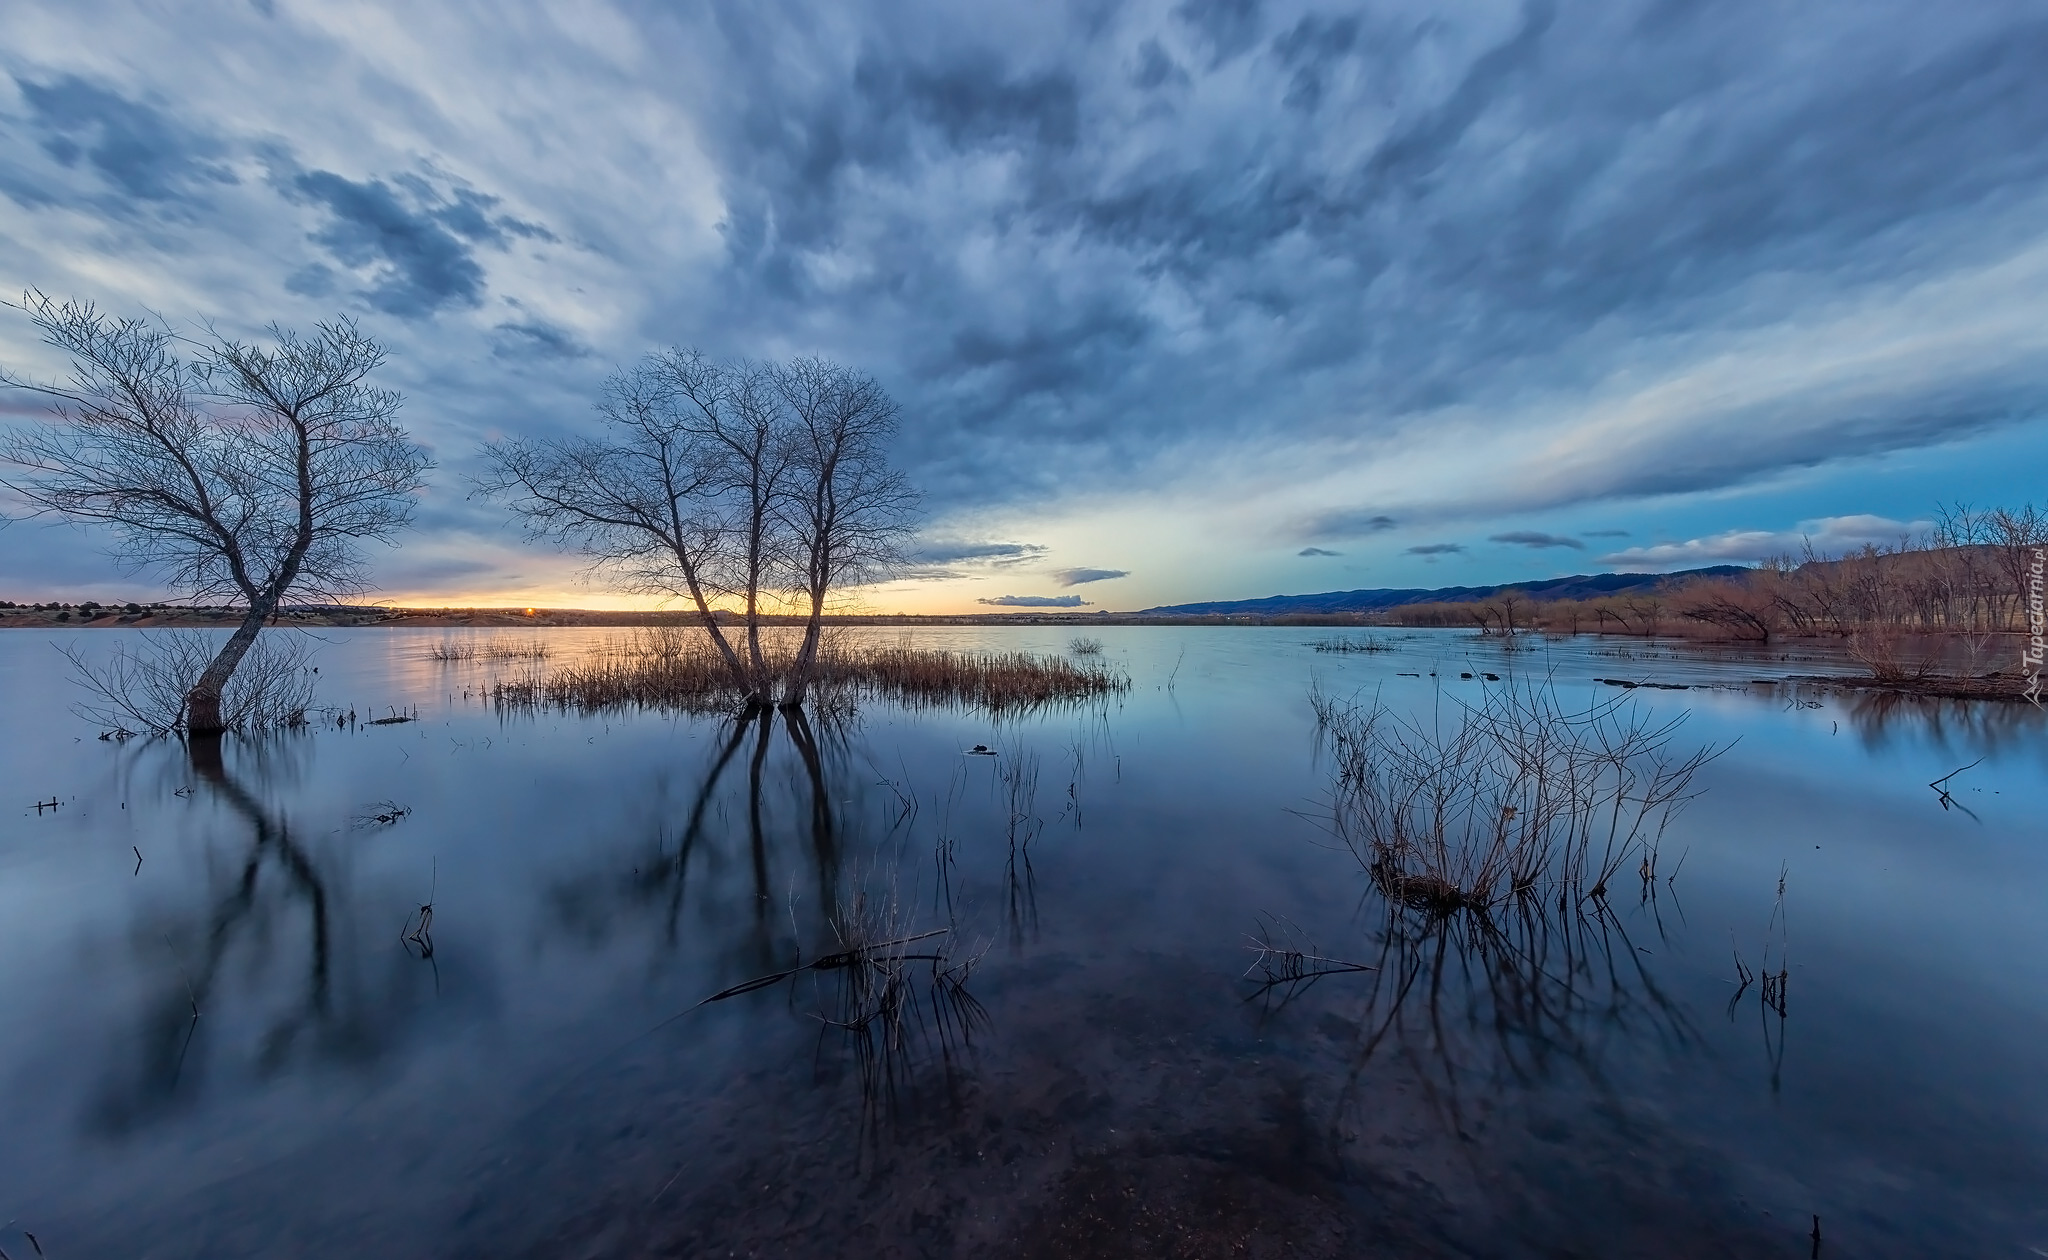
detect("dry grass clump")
(61, 629), (318, 735)
(1067, 636), (1105, 657)
(823, 646), (1126, 712)
(1313, 676), (1716, 912)
(491, 630), (1127, 716)
(427, 636), (554, 662)
(1312, 636), (1392, 653)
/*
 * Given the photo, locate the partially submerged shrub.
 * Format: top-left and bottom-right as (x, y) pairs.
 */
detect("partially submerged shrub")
(1067, 636), (1105, 657)
(63, 630), (318, 734)
(1314, 676), (1716, 910)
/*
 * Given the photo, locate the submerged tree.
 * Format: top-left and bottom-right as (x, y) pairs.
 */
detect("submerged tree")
(477, 349), (918, 707)
(0, 294), (432, 734)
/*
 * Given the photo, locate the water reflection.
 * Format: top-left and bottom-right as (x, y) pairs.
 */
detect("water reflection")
(1255, 890), (1699, 1136)
(1834, 687), (2048, 755)
(92, 735), (441, 1135)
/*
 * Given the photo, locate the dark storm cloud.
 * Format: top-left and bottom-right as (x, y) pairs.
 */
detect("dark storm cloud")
(673, 0), (2048, 516)
(1297, 547), (1340, 557)
(1406, 543), (1464, 556)
(1051, 567), (1127, 586)
(276, 167), (553, 318)
(1489, 531), (1585, 550)
(977, 593), (1089, 607)
(284, 171), (487, 316)
(9, 75), (234, 207)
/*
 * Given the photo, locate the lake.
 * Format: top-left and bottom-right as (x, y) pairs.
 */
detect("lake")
(1, 626), (2043, 1258)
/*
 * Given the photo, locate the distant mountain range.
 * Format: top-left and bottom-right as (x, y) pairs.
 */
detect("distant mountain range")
(1137, 566), (1749, 616)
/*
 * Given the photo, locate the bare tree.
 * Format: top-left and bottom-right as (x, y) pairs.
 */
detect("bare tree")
(473, 360), (756, 695)
(647, 350), (795, 699)
(0, 294), (431, 734)
(1677, 578), (1778, 642)
(774, 357), (918, 705)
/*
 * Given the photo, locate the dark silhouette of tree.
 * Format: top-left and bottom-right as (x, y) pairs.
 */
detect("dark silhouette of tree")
(0, 293), (430, 733)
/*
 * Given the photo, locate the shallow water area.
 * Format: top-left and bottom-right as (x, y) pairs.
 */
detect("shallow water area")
(1, 625), (2045, 1258)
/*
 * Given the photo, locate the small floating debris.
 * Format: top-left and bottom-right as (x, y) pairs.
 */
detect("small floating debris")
(965, 744), (997, 756)
(352, 800), (413, 828)
(366, 706), (420, 726)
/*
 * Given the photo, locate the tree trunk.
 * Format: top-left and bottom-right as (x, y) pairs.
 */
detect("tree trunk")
(184, 600), (275, 735)
(782, 582), (828, 707)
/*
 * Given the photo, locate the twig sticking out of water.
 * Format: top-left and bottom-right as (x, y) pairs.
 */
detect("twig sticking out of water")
(1243, 914), (1378, 999)
(1928, 758), (1984, 812)
(693, 928), (952, 1006)
(401, 858), (436, 957)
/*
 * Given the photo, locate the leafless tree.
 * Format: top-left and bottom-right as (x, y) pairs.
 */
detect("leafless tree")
(477, 349), (920, 709)
(775, 357), (918, 705)
(473, 360), (756, 696)
(0, 293), (430, 734)
(1677, 578), (1777, 642)
(648, 349), (795, 699)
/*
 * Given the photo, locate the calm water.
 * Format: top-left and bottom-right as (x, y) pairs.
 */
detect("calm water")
(1, 626), (2044, 1258)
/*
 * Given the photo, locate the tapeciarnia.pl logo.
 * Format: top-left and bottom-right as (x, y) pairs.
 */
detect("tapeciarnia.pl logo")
(2024, 546), (2044, 707)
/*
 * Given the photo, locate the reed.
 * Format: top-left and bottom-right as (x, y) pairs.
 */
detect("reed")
(1311, 636), (1392, 653)
(491, 632), (1128, 716)
(426, 636), (554, 662)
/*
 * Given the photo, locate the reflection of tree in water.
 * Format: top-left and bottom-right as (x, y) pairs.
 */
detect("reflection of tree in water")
(90, 735), (439, 1135)
(1837, 688), (2048, 760)
(544, 703), (991, 1124)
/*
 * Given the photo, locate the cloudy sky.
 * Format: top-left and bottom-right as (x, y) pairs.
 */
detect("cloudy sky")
(1, 0), (2044, 612)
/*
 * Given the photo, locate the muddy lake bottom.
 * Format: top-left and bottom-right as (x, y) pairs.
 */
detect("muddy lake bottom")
(2, 627), (2045, 1258)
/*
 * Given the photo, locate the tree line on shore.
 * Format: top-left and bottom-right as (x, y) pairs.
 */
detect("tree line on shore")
(1383, 509), (2045, 682)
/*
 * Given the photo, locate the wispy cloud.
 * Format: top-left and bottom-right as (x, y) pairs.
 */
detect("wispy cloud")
(1597, 515), (1926, 569)
(1489, 531), (1586, 551)
(1299, 510), (1396, 542)
(1297, 547), (1341, 557)
(1050, 567), (1127, 586)
(910, 541), (1048, 567)
(977, 594), (1090, 607)
(1406, 543), (1464, 556)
